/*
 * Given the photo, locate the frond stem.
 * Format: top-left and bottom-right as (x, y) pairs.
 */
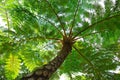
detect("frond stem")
(5, 7), (10, 37)
(39, 16), (63, 36)
(21, 8), (63, 36)
(69, 0), (81, 37)
(20, 36), (61, 43)
(73, 14), (120, 39)
(74, 30), (106, 40)
(44, 0), (67, 37)
(73, 46), (101, 79)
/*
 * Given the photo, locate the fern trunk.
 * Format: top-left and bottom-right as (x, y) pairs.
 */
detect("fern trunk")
(21, 38), (73, 80)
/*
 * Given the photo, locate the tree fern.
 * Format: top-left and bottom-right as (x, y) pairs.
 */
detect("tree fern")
(0, 0), (120, 80)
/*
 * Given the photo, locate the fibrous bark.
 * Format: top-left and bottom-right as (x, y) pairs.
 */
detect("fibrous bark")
(21, 36), (74, 80)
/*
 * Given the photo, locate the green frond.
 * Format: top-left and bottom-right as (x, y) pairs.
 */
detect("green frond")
(61, 49), (85, 73)
(20, 51), (43, 71)
(0, 0), (120, 80)
(5, 54), (21, 80)
(75, 41), (120, 79)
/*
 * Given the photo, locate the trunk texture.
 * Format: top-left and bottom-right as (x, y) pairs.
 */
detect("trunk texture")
(21, 40), (72, 80)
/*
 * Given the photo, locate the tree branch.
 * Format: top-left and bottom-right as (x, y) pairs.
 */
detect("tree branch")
(44, 0), (67, 37)
(73, 46), (101, 79)
(74, 30), (106, 40)
(4, 2), (10, 37)
(69, 0), (81, 37)
(73, 14), (120, 39)
(73, 46), (95, 69)
(21, 7), (63, 36)
(6, 35), (60, 47)
(18, 36), (60, 44)
(39, 16), (63, 36)
(5, 10), (10, 32)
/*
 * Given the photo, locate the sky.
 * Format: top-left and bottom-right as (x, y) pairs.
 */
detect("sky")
(0, 17), (5, 27)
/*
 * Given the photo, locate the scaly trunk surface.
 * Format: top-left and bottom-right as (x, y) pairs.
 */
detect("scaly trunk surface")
(21, 37), (73, 80)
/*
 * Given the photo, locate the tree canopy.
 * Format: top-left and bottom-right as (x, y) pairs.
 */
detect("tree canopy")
(0, 0), (120, 80)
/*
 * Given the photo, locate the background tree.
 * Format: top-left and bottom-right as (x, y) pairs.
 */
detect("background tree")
(0, 0), (120, 80)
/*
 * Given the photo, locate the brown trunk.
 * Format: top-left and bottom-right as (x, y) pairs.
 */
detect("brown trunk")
(21, 39), (73, 80)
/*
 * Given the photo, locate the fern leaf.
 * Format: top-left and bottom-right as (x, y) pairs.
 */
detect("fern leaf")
(20, 52), (43, 71)
(5, 54), (21, 79)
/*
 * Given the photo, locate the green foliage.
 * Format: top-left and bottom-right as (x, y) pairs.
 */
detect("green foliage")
(20, 51), (42, 71)
(73, 75), (90, 80)
(0, 0), (120, 80)
(5, 54), (21, 80)
(61, 49), (85, 73)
